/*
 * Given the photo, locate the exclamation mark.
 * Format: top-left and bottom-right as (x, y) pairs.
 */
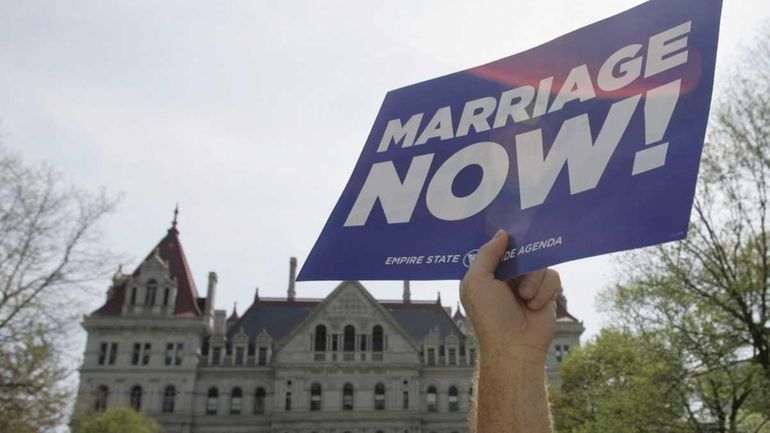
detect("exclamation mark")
(632, 79), (681, 175)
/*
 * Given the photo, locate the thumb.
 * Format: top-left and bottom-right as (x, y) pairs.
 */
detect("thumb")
(469, 229), (509, 275)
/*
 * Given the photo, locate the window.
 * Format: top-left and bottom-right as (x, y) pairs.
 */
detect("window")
(331, 334), (339, 351)
(373, 325), (384, 352)
(212, 347), (222, 365)
(403, 390), (409, 409)
(162, 287), (170, 306)
(142, 343), (151, 365)
(427, 348), (436, 365)
(343, 326), (355, 352)
(130, 342), (151, 366)
(448, 348), (457, 365)
(448, 386), (459, 411)
(144, 279), (157, 306)
(165, 343), (174, 366)
(132, 343), (141, 365)
(94, 385), (108, 411)
(310, 383), (322, 411)
(314, 325), (326, 351)
(206, 387), (218, 414)
(98, 342), (118, 366)
(556, 344), (570, 362)
(230, 388), (242, 414)
(285, 391), (292, 411)
(130, 286), (137, 305)
(108, 343), (118, 365)
(235, 347), (245, 365)
(162, 385), (175, 413)
(374, 383), (385, 410)
(175, 343), (183, 366)
(98, 343), (108, 365)
(427, 386), (437, 412)
(165, 342), (184, 366)
(469, 348), (476, 365)
(342, 383), (354, 410)
(258, 347), (268, 365)
(130, 385), (143, 411)
(254, 387), (266, 414)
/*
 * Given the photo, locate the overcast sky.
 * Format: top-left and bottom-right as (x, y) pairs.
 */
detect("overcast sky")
(1, 0), (768, 343)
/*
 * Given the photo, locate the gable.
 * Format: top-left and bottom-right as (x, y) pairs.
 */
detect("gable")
(274, 281), (420, 363)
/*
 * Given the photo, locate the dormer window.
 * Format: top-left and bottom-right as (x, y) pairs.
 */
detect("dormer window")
(162, 287), (170, 306)
(144, 280), (157, 306)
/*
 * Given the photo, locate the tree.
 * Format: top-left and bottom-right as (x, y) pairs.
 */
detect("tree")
(0, 329), (69, 433)
(552, 330), (689, 433)
(73, 408), (161, 433)
(0, 144), (117, 432)
(599, 32), (770, 433)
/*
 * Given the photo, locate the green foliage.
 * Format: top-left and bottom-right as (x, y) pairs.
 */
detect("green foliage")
(552, 330), (688, 433)
(74, 408), (161, 433)
(0, 328), (69, 433)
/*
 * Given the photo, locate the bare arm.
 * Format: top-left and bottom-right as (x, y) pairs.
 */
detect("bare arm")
(461, 229), (559, 433)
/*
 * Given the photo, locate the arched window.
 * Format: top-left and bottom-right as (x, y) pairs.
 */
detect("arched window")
(162, 385), (176, 413)
(343, 325), (355, 352)
(206, 387), (218, 414)
(285, 391), (292, 411)
(310, 383), (322, 411)
(403, 390), (409, 409)
(426, 386), (437, 412)
(130, 385), (143, 411)
(374, 383), (385, 410)
(144, 280), (157, 306)
(94, 385), (108, 411)
(314, 325), (327, 352)
(162, 287), (171, 306)
(448, 386), (459, 411)
(229, 387), (242, 414)
(372, 325), (384, 352)
(254, 387), (266, 414)
(342, 383), (354, 410)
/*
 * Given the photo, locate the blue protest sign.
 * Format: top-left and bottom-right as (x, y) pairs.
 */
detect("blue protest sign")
(298, 0), (723, 281)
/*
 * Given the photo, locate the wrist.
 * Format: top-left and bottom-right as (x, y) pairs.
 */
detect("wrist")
(479, 343), (548, 368)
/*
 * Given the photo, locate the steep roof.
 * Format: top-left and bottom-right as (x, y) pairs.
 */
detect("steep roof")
(556, 294), (579, 322)
(226, 293), (467, 346)
(227, 298), (321, 342)
(383, 300), (467, 343)
(92, 223), (203, 317)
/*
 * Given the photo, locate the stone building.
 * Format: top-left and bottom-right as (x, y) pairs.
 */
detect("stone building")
(73, 219), (583, 433)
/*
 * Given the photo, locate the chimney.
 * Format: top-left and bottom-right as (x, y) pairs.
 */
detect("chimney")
(403, 280), (411, 303)
(206, 272), (218, 316)
(288, 257), (297, 301)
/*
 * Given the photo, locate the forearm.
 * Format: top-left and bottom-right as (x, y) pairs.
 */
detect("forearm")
(472, 346), (552, 433)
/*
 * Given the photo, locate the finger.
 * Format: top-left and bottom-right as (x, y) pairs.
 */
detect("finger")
(468, 229), (509, 276)
(527, 269), (561, 310)
(517, 269), (547, 300)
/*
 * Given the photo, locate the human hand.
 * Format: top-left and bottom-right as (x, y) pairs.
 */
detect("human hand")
(460, 229), (559, 361)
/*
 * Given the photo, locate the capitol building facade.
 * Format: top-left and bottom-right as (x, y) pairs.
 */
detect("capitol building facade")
(73, 222), (584, 433)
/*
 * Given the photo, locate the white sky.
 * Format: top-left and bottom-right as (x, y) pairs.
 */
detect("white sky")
(0, 0), (768, 343)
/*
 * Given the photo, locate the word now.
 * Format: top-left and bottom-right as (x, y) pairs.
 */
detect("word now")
(345, 79), (679, 227)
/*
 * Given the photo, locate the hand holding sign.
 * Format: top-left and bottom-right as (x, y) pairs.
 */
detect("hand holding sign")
(299, 0), (723, 282)
(460, 229), (559, 355)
